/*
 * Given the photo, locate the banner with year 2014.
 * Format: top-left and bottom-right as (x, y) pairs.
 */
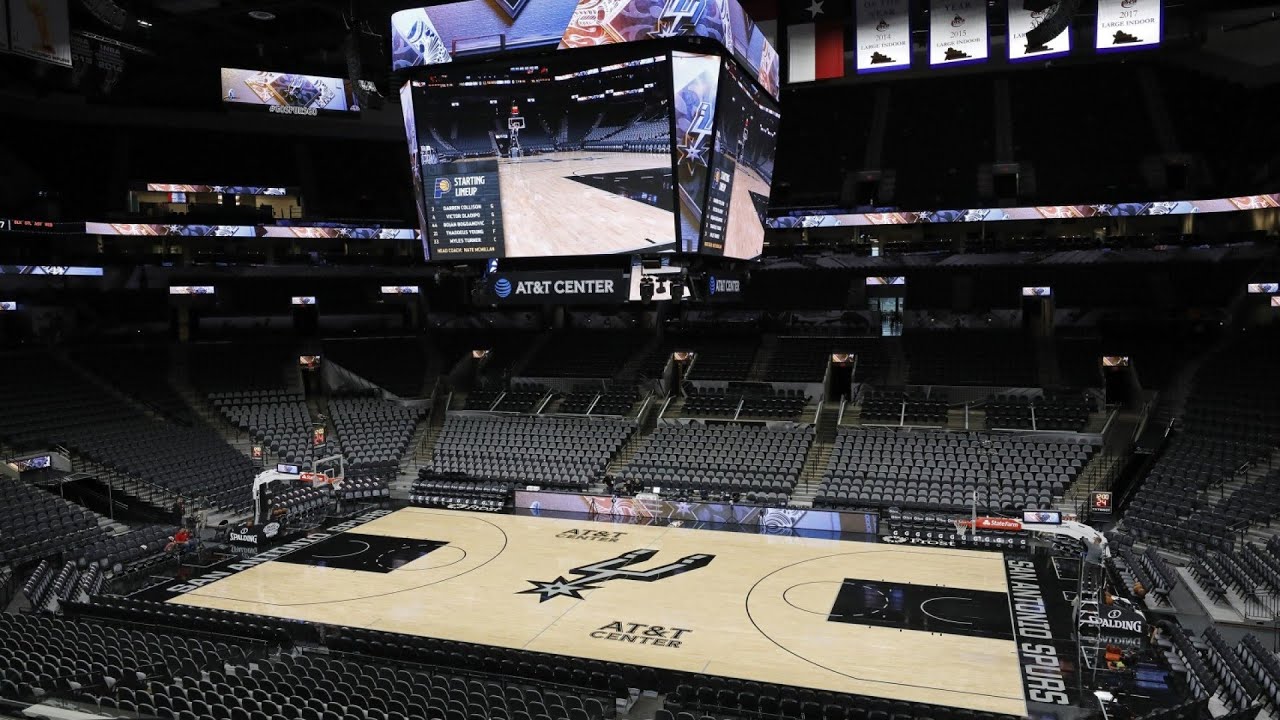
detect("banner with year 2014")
(929, 0), (988, 67)
(855, 0), (910, 74)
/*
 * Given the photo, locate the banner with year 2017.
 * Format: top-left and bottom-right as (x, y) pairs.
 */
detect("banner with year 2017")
(1096, 0), (1161, 53)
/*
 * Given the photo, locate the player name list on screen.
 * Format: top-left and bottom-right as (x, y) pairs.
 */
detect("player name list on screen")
(701, 162), (734, 253)
(426, 160), (506, 258)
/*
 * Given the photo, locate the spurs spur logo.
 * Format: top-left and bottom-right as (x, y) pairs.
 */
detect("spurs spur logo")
(650, 0), (710, 39)
(521, 548), (714, 602)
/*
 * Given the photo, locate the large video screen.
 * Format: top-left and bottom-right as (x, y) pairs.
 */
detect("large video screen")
(672, 51), (721, 253)
(410, 52), (676, 259)
(703, 59), (778, 260)
(220, 68), (358, 116)
(390, 0), (779, 100)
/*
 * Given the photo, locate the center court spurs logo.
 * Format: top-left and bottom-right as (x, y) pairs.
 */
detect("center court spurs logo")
(521, 549), (714, 602)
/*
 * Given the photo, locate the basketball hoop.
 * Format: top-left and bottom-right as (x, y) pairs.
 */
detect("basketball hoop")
(506, 116), (524, 158)
(951, 518), (969, 539)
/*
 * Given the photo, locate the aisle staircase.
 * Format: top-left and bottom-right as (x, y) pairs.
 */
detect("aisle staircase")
(792, 402), (840, 507)
(746, 335), (777, 382)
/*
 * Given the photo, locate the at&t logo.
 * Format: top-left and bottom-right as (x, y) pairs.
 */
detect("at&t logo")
(493, 277), (513, 298)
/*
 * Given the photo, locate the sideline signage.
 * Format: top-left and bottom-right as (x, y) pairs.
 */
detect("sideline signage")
(486, 270), (627, 305)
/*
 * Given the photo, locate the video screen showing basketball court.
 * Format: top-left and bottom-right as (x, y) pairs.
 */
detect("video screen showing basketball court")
(410, 52), (676, 259)
(159, 508), (1038, 716)
(707, 59), (779, 260)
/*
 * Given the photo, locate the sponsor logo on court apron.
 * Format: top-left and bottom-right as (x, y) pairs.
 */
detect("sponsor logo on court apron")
(556, 529), (627, 543)
(521, 548), (714, 602)
(590, 621), (692, 649)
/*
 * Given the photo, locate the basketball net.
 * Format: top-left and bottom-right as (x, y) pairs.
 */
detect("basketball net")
(952, 518), (969, 539)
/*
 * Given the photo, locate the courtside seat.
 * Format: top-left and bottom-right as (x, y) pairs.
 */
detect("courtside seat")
(411, 471), (509, 511)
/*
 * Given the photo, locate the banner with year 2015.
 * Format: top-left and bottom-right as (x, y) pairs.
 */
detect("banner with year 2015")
(929, 0), (987, 67)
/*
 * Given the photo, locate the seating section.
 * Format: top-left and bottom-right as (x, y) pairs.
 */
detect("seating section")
(329, 395), (427, 479)
(215, 390), (318, 468)
(677, 333), (759, 381)
(0, 477), (106, 566)
(268, 485), (331, 525)
(411, 471), (509, 512)
(77, 525), (180, 573)
(521, 331), (647, 378)
(1106, 534), (1179, 608)
(860, 388), (946, 426)
(559, 390), (597, 414)
(816, 429), (1096, 511)
(1123, 330), (1280, 551)
(494, 383), (548, 413)
(0, 613), (253, 702)
(762, 337), (847, 382)
(1238, 634), (1280, 710)
(592, 387), (639, 416)
(985, 393), (1091, 431)
(72, 346), (194, 423)
(0, 354), (257, 512)
(428, 415), (633, 488)
(619, 423), (813, 504)
(560, 387), (639, 416)
(464, 387), (502, 411)
(904, 332), (1037, 386)
(1056, 337), (1104, 388)
(684, 386), (808, 420)
(190, 343), (299, 395)
(323, 338), (430, 398)
(337, 477), (392, 502)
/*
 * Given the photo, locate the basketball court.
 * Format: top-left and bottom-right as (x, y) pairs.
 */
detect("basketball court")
(495, 152), (676, 257)
(160, 508), (1034, 716)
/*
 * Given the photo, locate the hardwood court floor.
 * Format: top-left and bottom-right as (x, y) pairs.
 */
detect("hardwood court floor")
(496, 152), (675, 257)
(171, 509), (1026, 715)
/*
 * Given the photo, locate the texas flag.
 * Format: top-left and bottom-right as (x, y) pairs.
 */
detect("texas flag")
(784, 0), (851, 83)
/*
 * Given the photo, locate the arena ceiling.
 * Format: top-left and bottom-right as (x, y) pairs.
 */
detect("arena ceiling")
(116, 0), (1280, 79)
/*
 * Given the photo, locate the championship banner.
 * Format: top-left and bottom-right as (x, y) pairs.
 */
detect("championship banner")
(485, 269), (627, 305)
(6, 0), (73, 67)
(854, 0), (910, 74)
(1008, 4), (1070, 62)
(1096, 0), (1161, 52)
(929, 0), (987, 67)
